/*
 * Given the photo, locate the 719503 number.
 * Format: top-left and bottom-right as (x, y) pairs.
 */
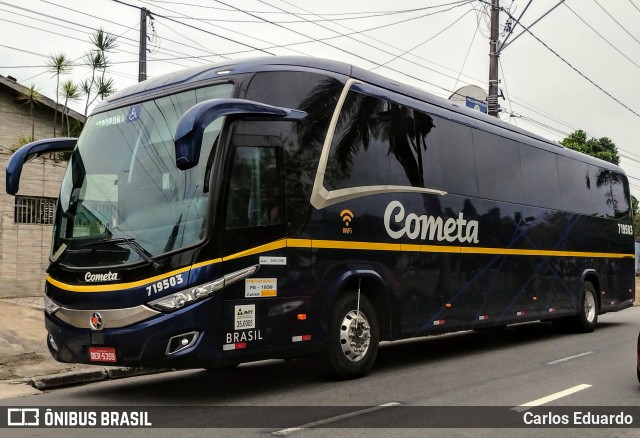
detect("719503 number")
(146, 274), (184, 296)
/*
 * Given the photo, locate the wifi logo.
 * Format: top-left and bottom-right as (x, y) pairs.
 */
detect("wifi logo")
(340, 209), (354, 234)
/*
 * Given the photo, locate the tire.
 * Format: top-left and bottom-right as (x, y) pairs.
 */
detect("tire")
(568, 280), (599, 333)
(324, 292), (379, 379)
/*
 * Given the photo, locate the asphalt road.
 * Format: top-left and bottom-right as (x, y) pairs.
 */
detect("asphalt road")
(2, 306), (639, 437)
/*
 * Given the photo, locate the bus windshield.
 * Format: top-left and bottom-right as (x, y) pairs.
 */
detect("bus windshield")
(52, 83), (234, 267)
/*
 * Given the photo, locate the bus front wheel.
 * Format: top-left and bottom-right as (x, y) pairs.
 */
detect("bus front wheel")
(324, 292), (379, 379)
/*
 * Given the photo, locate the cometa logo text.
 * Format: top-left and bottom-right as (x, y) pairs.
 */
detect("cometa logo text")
(384, 200), (479, 243)
(84, 272), (119, 282)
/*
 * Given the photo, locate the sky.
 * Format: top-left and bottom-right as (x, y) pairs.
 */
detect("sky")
(2, 0), (640, 197)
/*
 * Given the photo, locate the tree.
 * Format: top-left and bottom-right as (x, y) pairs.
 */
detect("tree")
(46, 53), (73, 137)
(60, 80), (81, 137)
(15, 84), (42, 141)
(560, 129), (620, 165)
(82, 29), (118, 115)
(561, 130), (638, 238)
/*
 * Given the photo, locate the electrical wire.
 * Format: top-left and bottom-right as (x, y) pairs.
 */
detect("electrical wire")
(452, 7), (482, 93)
(563, 3), (640, 71)
(371, 8), (475, 71)
(593, 0), (640, 47)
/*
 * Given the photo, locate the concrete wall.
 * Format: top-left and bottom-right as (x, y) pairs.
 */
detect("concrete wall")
(0, 86), (68, 298)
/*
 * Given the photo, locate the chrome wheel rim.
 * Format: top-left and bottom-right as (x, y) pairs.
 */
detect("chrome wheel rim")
(339, 310), (371, 362)
(584, 290), (596, 323)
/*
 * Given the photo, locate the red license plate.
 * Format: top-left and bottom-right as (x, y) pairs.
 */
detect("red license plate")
(88, 346), (117, 363)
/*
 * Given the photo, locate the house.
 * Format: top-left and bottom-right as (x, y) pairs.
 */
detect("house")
(0, 74), (85, 297)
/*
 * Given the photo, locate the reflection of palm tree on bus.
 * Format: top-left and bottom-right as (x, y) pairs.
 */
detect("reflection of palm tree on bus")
(595, 169), (621, 216)
(311, 92), (435, 188)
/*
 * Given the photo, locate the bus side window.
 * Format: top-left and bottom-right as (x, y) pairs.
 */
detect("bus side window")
(225, 146), (281, 228)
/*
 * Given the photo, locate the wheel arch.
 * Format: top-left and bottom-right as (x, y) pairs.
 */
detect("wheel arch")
(581, 269), (601, 312)
(322, 269), (391, 341)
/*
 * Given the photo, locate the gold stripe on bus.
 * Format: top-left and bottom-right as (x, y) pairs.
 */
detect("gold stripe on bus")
(47, 264), (194, 293)
(47, 238), (634, 293)
(312, 240), (401, 252)
(222, 239), (287, 261)
(286, 238), (312, 248)
(189, 257), (223, 270)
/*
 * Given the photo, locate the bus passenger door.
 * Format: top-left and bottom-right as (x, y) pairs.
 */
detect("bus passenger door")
(218, 141), (294, 357)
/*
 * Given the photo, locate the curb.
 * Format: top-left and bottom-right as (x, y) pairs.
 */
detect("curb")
(18, 367), (172, 391)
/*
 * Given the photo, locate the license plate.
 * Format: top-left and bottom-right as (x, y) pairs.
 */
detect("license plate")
(88, 346), (117, 363)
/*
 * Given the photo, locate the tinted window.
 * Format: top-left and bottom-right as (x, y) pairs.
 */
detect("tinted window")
(519, 144), (561, 210)
(473, 129), (524, 204)
(324, 90), (429, 190)
(422, 116), (478, 196)
(557, 156), (592, 214)
(589, 165), (630, 218)
(244, 71), (344, 229)
(225, 147), (281, 228)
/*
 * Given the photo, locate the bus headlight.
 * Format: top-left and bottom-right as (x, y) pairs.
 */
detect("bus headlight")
(148, 278), (224, 312)
(44, 295), (60, 315)
(148, 264), (259, 312)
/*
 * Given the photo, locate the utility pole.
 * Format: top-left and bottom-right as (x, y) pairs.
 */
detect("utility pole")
(138, 8), (149, 82)
(488, 0), (500, 117)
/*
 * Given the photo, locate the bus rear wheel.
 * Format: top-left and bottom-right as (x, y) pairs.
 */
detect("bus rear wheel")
(568, 280), (598, 333)
(324, 292), (379, 379)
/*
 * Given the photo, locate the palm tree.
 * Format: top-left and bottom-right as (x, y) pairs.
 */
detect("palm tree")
(47, 53), (73, 137)
(60, 80), (81, 137)
(96, 77), (116, 101)
(15, 84), (43, 141)
(83, 29), (118, 115)
(300, 85), (433, 188)
(595, 169), (622, 216)
(81, 51), (105, 116)
(91, 29), (118, 82)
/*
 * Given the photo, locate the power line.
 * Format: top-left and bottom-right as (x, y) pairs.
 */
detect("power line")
(221, 0), (473, 93)
(272, 0), (487, 92)
(498, 59), (516, 126)
(136, 0), (310, 57)
(372, 8), (474, 71)
(452, 7), (482, 93)
(563, 3), (640, 71)
(592, 0), (640, 48)
(144, 0), (472, 17)
(503, 10), (640, 119)
(1, 4), (200, 69)
(36, 0), (213, 66)
(113, 0), (277, 55)
(157, 1), (475, 24)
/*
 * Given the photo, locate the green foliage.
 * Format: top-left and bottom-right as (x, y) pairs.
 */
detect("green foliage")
(560, 130), (620, 165)
(9, 136), (34, 153)
(47, 53), (73, 138)
(9, 136), (72, 163)
(15, 84), (43, 140)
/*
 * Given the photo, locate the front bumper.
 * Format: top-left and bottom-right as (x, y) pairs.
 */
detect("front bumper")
(45, 296), (225, 368)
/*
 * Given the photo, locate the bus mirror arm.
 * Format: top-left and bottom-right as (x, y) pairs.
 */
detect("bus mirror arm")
(5, 137), (77, 195)
(174, 98), (307, 170)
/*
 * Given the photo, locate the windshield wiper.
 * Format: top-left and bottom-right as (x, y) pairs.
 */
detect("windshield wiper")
(84, 237), (161, 270)
(47, 243), (68, 273)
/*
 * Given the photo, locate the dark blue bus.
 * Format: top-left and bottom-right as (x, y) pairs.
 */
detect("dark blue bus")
(6, 57), (635, 378)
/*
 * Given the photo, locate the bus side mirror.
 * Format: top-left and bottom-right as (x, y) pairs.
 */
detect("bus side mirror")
(6, 137), (77, 195)
(174, 98), (306, 170)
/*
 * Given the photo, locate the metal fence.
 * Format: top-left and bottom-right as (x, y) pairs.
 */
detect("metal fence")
(14, 196), (56, 225)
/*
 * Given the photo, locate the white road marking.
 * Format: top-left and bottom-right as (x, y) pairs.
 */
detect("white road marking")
(512, 384), (592, 412)
(272, 402), (401, 436)
(546, 351), (594, 365)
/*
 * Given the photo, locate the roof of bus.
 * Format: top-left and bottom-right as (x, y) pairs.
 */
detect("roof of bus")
(94, 56), (625, 175)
